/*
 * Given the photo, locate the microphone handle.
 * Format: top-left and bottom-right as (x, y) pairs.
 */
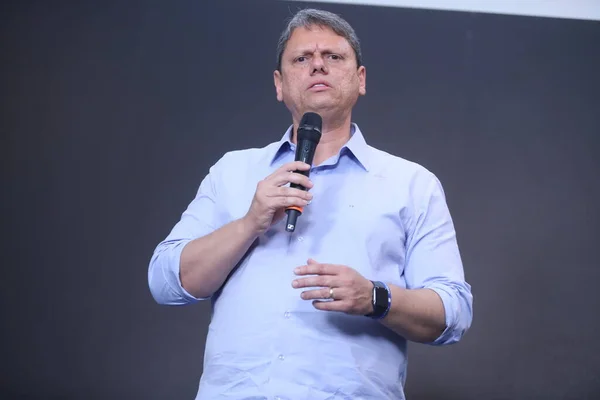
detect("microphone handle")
(285, 175), (309, 232)
(285, 138), (317, 232)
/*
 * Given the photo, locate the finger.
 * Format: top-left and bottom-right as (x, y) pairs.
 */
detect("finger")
(263, 189), (312, 213)
(270, 170), (313, 189)
(299, 288), (329, 300)
(294, 262), (339, 276)
(265, 188), (311, 210)
(278, 196), (309, 210)
(282, 161), (311, 173)
(289, 172), (314, 189)
(292, 275), (334, 289)
(312, 299), (348, 312)
(301, 286), (347, 300)
(266, 161), (310, 182)
(269, 186), (312, 201)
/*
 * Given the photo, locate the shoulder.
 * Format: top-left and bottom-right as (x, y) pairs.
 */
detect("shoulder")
(209, 140), (282, 173)
(363, 143), (450, 216)
(364, 145), (452, 226)
(366, 144), (439, 187)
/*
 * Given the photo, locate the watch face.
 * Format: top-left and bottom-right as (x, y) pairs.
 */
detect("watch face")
(374, 286), (388, 310)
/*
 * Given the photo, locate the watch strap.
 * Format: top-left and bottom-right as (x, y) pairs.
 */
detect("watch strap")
(366, 280), (391, 319)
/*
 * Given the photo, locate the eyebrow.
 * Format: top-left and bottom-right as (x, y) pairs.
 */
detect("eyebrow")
(290, 47), (349, 57)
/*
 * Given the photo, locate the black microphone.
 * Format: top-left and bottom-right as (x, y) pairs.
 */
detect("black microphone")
(285, 112), (322, 232)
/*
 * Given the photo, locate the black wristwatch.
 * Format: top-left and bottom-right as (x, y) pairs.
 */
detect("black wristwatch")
(365, 280), (391, 319)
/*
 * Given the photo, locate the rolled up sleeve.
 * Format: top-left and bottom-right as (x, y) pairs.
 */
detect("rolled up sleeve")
(404, 171), (474, 345)
(148, 161), (222, 306)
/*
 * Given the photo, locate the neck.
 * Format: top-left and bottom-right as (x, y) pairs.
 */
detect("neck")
(292, 113), (353, 166)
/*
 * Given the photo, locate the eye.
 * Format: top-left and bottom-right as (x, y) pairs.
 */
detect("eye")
(329, 54), (342, 60)
(295, 56), (308, 63)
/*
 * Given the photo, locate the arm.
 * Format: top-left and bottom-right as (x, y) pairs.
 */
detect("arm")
(379, 285), (447, 344)
(148, 211), (258, 305)
(382, 172), (473, 345)
(148, 158), (313, 305)
(293, 173), (472, 344)
(178, 217), (259, 299)
(147, 160), (226, 306)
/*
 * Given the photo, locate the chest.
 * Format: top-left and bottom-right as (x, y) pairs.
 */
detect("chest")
(219, 165), (411, 280)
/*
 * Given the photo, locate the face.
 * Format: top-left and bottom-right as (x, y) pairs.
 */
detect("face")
(274, 25), (366, 123)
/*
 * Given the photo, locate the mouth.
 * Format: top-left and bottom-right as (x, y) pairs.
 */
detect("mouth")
(308, 82), (330, 91)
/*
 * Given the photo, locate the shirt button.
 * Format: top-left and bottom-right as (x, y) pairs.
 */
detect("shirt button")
(297, 236), (304, 242)
(284, 311), (290, 318)
(278, 354), (285, 361)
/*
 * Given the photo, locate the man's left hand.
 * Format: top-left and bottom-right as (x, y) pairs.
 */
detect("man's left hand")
(292, 258), (373, 315)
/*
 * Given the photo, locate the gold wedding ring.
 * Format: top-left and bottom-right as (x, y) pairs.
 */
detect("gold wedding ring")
(329, 287), (334, 300)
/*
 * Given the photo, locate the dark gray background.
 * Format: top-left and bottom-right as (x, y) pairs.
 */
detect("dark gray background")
(2, 0), (599, 398)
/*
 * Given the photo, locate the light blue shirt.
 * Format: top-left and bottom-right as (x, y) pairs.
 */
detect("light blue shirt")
(148, 124), (473, 400)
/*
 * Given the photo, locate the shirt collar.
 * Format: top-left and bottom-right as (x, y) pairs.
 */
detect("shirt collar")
(269, 123), (370, 172)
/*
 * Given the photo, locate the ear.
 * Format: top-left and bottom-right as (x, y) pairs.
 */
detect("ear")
(273, 69), (283, 102)
(357, 65), (366, 96)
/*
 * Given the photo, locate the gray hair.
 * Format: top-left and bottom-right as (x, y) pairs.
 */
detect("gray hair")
(276, 8), (363, 72)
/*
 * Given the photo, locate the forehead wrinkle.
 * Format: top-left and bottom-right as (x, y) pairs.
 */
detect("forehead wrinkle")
(296, 44), (317, 56)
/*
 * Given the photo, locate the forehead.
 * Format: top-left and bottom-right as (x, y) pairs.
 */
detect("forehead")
(284, 25), (353, 54)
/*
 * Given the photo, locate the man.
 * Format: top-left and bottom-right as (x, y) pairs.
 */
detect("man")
(148, 8), (473, 400)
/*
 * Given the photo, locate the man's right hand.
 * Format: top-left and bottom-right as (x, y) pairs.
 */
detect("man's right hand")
(243, 161), (314, 235)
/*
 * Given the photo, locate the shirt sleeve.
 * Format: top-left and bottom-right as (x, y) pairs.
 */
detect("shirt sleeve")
(403, 170), (474, 345)
(147, 157), (225, 306)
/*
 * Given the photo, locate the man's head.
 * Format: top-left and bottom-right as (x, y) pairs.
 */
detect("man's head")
(275, 9), (362, 72)
(273, 9), (366, 125)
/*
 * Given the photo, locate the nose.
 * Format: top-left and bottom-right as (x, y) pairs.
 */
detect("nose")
(310, 54), (328, 75)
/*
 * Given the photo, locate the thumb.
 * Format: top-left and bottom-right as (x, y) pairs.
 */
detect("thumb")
(307, 258), (318, 265)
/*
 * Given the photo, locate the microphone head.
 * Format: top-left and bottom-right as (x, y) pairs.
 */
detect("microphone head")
(299, 112), (322, 132)
(298, 112), (322, 143)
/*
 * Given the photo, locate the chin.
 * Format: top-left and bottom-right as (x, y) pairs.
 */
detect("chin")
(303, 101), (337, 115)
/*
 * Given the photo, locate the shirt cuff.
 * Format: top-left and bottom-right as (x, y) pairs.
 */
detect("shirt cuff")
(426, 285), (461, 345)
(163, 239), (210, 303)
